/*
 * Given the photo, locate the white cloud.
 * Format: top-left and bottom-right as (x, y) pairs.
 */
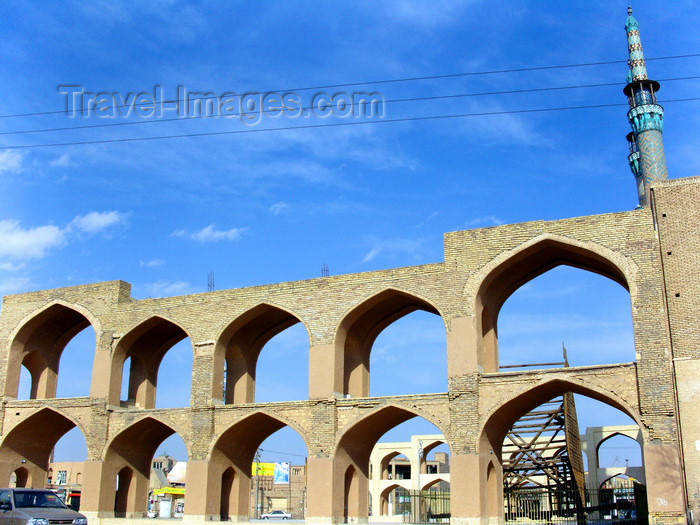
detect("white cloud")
(50, 154), (72, 168)
(0, 151), (24, 173)
(466, 215), (504, 227)
(269, 202), (289, 215)
(0, 262), (25, 271)
(0, 276), (32, 296)
(362, 238), (423, 263)
(69, 210), (125, 234)
(0, 210), (126, 264)
(140, 259), (165, 268)
(174, 224), (247, 243)
(141, 279), (196, 298)
(0, 220), (65, 259)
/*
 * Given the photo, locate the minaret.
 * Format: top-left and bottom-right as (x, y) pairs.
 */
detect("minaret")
(624, 6), (668, 207)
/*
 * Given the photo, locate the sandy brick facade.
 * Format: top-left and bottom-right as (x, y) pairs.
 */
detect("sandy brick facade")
(0, 177), (696, 524)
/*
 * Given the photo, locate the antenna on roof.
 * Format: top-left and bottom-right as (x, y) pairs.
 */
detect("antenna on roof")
(208, 271), (215, 292)
(321, 264), (329, 277)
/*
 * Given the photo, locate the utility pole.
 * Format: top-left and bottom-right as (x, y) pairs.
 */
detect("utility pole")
(254, 449), (261, 518)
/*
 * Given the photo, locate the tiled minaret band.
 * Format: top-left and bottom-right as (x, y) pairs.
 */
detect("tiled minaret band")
(624, 6), (668, 207)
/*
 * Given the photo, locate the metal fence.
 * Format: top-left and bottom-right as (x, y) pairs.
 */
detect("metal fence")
(504, 485), (647, 525)
(392, 489), (450, 523)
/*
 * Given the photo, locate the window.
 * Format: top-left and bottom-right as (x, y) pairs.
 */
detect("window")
(57, 471), (67, 485)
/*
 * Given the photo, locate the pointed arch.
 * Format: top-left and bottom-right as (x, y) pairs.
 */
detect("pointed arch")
(596, 430), (643, 456)
(213, 303), (308, 404)
(336, 405), (450, 524)
(99, 416), (186, 518)
(379, 482), (401, 516)
(0, 407), (86, 488)
(334, 288), (445, 397)
(206, 411), (309, 521)
(486, 461), (500, 517)
(5, 301), (97, 399)
(109, 315), (191, 407)
(422, 477), (449, 490)
(466, 234), (637, 372)
(481, 378), (642, 459)
(379, 450), (403, 480)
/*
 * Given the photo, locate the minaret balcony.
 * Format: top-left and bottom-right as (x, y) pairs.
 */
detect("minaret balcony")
(627, 150), (641, 177)
(627, 104), (664, 134)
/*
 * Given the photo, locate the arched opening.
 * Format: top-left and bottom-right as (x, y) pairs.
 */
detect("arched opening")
(483, 380), (646, 524)
(486, 462), (499, 517)
(336, 289), (444, 397)
(0, 408), (85, 488)
(254, 323), (309, 402)
(56, 326), (96, 398)
(5, 304), (95, 399)
(152, 339), (193, 408)
(597, 433), (643, 470)
(338, 406), (450, 523)
(380, 483), (400, 516)
(210, 412), (309, 521)
(369, 310), (447, 397)
(214, 304), (307, 404)
(497, 267), (634, 369)
(475, 238), (630, 373)
(110, 317), (190, 408)
(220, 467), (236, 520)
(13, 467), (29, 488)
(100, 417), (188, 519)
(344, 465), (359, 523)
(114, 466), (134, 518)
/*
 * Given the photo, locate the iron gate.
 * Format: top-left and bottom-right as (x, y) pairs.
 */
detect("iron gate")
(504, 485), (647, 525)
(394, 489), (450, 523)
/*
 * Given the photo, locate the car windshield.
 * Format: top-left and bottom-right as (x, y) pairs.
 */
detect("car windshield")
(13, 490), (67, 509)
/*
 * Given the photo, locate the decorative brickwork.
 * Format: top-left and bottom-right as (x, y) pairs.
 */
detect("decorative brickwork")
(0, 177), (696, 524)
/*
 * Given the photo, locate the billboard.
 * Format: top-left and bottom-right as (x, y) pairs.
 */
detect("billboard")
(251, 462), (276, 476)
(273, 462), (290, 484)
(251, 461), (291, 484)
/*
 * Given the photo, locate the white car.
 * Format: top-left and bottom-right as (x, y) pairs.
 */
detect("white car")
(260, 509), (292, 519)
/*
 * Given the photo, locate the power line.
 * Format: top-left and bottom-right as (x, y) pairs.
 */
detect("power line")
(1, 97), (698, 151)
(0, 52), (698, 120)
(2, 76), (698, 137)
(259, 448), (307, 458)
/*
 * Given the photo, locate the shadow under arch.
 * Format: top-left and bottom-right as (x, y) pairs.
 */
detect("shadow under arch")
(6, 302), (97, 400)
(99, 416), (187, 518)
(213, 303), (308, 404)
(208, 411), (309, 521)
(335, 288), (444, 397)
(0, 407), (86, 488)
(336, 404), (450, 522)
(109, 315), (190, 408)
(473, 235), (632, 373)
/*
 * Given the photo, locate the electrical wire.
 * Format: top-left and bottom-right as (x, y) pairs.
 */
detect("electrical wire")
(259, 448), (307, 458)
(0, 52), (697, 120)
(2, 76), (698, 137)
(1, 97), (698, 151)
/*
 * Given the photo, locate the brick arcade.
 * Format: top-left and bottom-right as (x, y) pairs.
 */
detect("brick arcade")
(0, 176), (698, 524)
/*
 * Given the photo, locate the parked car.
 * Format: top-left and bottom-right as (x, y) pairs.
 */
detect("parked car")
(260, 509), (292, 519)
(0, 488), (88, 524)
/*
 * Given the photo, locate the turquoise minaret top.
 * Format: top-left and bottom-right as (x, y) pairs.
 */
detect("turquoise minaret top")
(624, 6), (668, 207)
(625, 6), (648, 81)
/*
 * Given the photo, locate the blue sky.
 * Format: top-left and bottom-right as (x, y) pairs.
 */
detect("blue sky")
(2, 1), (696, 473)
